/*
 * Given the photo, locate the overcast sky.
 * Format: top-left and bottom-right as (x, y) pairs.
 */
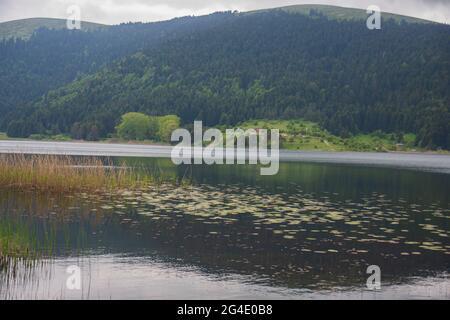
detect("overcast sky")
(1, 0), (449, 24)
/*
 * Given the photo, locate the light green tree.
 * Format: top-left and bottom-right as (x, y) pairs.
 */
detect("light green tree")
(157, 115), (181, 143)
(116, 112), (180, 142)
(116, 112), (151, 141)
(147, 116), (160, 140)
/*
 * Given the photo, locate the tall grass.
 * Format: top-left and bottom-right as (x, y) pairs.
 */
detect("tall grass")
(0, 220), (36, 259)
(0, 154), (146, 193)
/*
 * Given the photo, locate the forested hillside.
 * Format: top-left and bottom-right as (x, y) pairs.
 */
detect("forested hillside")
(0, 13), (233, 125)
(1, 6), (449, 149)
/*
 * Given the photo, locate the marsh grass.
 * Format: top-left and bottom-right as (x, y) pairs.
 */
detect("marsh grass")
(0, 220), (45, 289)
(0, 220), (37, 260)
(0, 154), (148, 193)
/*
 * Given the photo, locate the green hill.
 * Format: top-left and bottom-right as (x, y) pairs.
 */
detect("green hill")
(248, 4), (433, 24)
(0, 17), (108, 40)
(1, 7), (449, 150)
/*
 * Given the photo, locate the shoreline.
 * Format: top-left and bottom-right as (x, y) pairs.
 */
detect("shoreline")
(1, 137), (449, 155)
(1, 140), (450, 174)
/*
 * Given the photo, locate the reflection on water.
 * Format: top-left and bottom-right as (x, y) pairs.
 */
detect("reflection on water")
(0, 159), (449, 299)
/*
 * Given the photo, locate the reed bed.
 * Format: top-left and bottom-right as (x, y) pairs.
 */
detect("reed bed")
(0, 154), (146, 193)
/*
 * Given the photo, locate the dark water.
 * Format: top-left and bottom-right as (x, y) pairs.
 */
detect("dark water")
(0, 158), (449, 299)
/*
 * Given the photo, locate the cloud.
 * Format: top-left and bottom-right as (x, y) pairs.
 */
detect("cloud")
(0, 0), (449, 24)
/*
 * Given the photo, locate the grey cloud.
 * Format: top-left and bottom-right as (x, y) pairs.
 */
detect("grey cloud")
(0, 0), (449, 24)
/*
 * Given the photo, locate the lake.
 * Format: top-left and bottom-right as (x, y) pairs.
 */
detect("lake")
(0, 155), (449, 299)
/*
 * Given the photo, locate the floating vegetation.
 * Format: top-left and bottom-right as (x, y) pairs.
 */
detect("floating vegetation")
(80, 181), (450, 259)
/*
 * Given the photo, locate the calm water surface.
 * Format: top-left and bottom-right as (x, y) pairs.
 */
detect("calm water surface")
(0, 157), (449, 299)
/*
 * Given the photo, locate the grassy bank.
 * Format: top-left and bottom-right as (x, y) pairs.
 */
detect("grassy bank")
(235, 119), (424, 152)
(0, 154), (146, 193)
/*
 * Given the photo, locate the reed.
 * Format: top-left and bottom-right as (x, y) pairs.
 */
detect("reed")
(0, 154), (146, 193)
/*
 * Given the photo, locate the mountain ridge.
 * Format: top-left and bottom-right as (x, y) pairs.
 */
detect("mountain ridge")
(0, 17), (109, 40)
(0, 3), (439, 41)
(247, 4), (435, 24)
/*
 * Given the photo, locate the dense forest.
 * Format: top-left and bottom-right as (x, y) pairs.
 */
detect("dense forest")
(1, 7), (449, 149)
(0, 13), (233, 126)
